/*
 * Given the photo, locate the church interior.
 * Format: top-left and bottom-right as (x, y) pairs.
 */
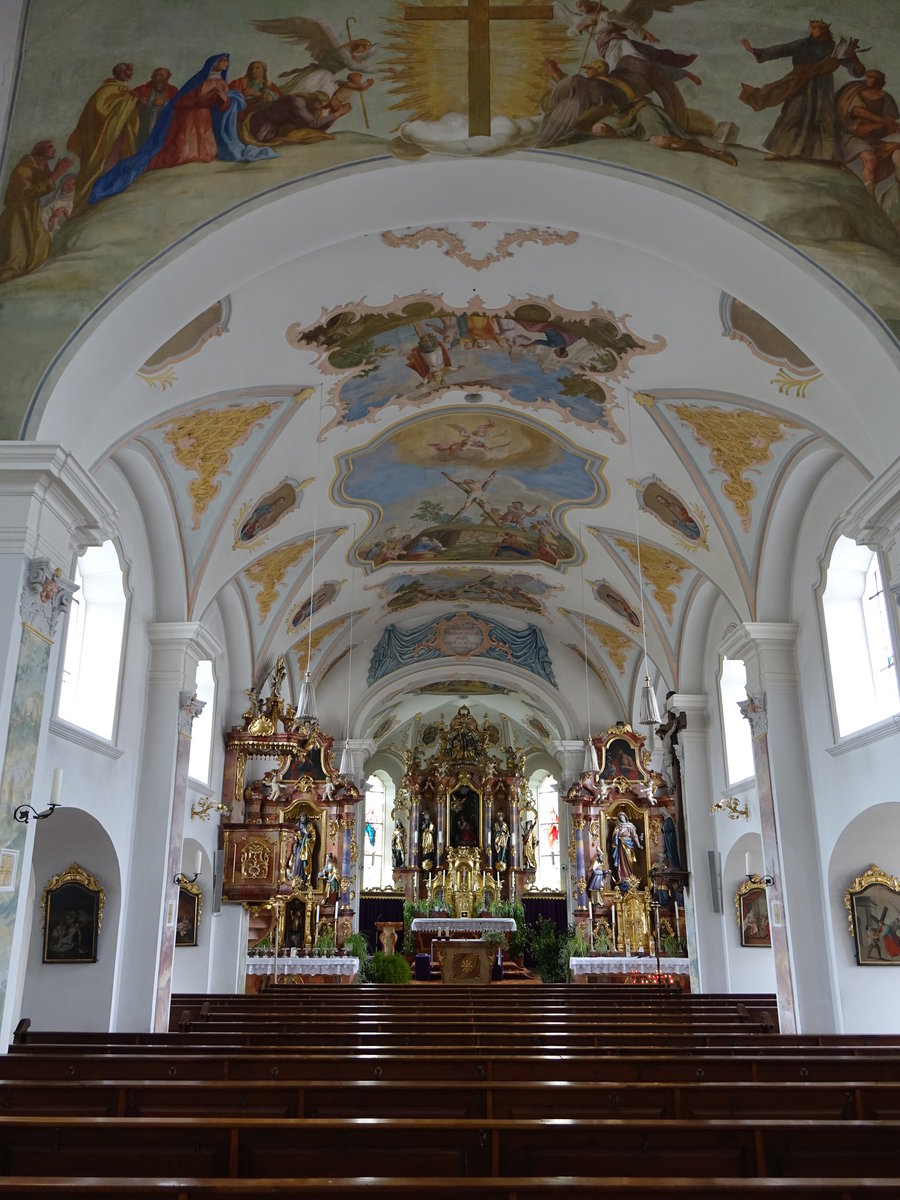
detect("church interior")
(1, 0), (900, 1191)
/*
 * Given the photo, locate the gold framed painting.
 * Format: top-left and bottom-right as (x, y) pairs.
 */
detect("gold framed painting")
(844, 865), (900, 966)
(42, 863), (104, 964)
(735, 876), (771, 948)
(175, 879), (203, 947)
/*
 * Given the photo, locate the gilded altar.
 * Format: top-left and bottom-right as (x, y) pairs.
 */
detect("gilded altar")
(216, 659), (362, 960)
(394, 706), (536, 910)
(565, 721), (689, 959)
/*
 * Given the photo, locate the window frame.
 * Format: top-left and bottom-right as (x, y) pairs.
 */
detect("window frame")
(53, 539), (132, 748)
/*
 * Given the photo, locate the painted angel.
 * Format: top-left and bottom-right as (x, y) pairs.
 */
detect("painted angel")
(545, 0), (705, 139)
(250, 16), (376, 107)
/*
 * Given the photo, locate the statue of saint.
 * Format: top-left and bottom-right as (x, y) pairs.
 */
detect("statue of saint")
(391, 820), (407, 869)
(522, 817), (538, 870)
(420, 812), (435, 871)
(288, 812), (317, 887)
(318, 851), (340, 900)
(493, 814), (510, 870)
(610, 811), (642, 883)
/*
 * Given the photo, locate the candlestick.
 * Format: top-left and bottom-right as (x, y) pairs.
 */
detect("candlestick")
(50, 768), (63, 807)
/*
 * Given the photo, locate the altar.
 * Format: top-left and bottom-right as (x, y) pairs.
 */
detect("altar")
(432, 939), (496, 986)
(569, 955), (691, 991)
(245, 955), (359, 989)
(411, 916), (516, 957)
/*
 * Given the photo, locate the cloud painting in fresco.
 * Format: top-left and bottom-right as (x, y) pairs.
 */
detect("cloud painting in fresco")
(334, 408), (606, 571)
(289, 296), (663, 436)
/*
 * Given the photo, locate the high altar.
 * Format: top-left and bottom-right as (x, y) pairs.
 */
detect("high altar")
(392, 705), (538, 913)
(216, 660), (362, 963)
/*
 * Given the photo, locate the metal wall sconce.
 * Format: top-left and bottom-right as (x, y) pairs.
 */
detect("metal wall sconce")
(15, 767), (63, 824)
(174, 851), (203, 887)
(190, 796), (228, 822)
(710, 796), (749, 821)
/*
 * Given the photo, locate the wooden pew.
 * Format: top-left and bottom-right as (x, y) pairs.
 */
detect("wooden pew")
(0, 1115), (899, 1180)
(5, 1050), (900, 1085)
(2, 1076), (900, 1120)
(0, 1177), (897, 1199)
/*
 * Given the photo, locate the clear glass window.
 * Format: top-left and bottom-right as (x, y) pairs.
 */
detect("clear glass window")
(57, 541), (128, 741)
(188, 660), (216, 784)
(720, 657), (755, 785)
(823, 537), (900, 736)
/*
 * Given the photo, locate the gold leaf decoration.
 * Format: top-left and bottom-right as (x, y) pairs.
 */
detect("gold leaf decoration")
(244, 539), (314, 623)
(673, 405), (802, 533)
(160, 402), (276, 530)
(614, 537), (689, 624)
(295, 613), (351, 672)
(583, 616), (634, 675)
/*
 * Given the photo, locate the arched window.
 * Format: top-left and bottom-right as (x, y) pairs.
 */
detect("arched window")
(532, 773), (561, 890)
(57, 541), (128, 742)
(188, 660), (217, 784)
(719, 657), (755, 784)
(823, 536), (900, 737)
(363, 775), (386, 889)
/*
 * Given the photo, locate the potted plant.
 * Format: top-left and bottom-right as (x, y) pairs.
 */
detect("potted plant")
(369, 951), (412, 983)
(525, 917), (568, 983)
(343, 931), (372, 982)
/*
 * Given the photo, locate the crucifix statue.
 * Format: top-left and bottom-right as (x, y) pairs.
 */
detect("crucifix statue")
(405, 0), (554, 137)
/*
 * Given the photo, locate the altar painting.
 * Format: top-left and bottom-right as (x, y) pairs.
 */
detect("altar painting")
(336, 409), (604, 570)
(448, 784), (482, 850)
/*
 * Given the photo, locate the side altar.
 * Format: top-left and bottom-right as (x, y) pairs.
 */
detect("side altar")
(565, 720), (690, 973)
(216, 659), (362, 968)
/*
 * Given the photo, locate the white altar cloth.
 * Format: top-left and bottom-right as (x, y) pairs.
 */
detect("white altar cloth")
(246, 956), (359, 977)
(411, 917), (516, 934)
(569, 955), (689, 976)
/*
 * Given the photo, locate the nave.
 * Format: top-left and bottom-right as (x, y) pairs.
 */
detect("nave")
(1, 986), (900, 1196)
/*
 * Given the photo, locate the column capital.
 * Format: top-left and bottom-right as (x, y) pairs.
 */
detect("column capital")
(719, 622), (798, 691)
(841, 453), (900, 558)
(148, 622), (223, 687)
(668, 693), (709, 733)
(0, 444), (117, 563)
(549, 739), (585, 787)
(19, 558), (78, 641)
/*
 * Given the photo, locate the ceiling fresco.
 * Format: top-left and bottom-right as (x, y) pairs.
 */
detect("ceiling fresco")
(2, 0), (900, 450)
(335, 408), (606, 570)
(2, 0), (895, 748)
(288, 294), (663, 436)
(369, 567), (562, 617)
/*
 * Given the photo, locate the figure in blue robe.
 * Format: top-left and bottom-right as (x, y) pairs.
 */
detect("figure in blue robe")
(90, 53), (275, 205)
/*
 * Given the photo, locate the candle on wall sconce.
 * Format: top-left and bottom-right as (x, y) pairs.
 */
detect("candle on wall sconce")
(194, 851), (202, 877)
(744, 851), (752, 876)
(50, 768), (63, 807)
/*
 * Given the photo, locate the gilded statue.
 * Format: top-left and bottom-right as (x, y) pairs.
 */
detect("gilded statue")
(522, 816), (538, 871)
(392, 820), (407, 869)
(420, 811), (435, 871)
(287, 812), (317, 887)
(493, 814), (510, 870)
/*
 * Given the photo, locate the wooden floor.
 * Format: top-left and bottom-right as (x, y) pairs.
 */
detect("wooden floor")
(1, 986), (899, 1198)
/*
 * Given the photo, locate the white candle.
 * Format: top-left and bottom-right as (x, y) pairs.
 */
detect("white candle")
(335, 905), (339, 932)
(50, 768), (63, 807)
(612, 905), (617, 945)
(443, 869), (446, 888)
(193, 850), (202, 877)
(674, 901), (680, 938)
(744, 851), (752, 876)
(315, 904), (320, 929)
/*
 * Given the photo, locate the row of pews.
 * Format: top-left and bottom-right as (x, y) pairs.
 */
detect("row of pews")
(0, 986), (898, 1197)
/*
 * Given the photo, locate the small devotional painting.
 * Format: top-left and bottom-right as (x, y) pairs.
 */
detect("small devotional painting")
(735, 878), (771, 949)
(42, 862), (105, 964)
(844, 865), (900, 966)
(175, 880), (202, 948)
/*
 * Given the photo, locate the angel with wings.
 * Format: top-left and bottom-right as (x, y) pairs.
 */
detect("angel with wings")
(553, 0), (704, 128)
(250, 16), (376, 122)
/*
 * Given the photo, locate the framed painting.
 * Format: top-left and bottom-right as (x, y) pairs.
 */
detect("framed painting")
(175, 879), (203, 947)
(735, 877), (771, 948)
(42, 863), (104, 964)
(844, 865), (900, 966)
